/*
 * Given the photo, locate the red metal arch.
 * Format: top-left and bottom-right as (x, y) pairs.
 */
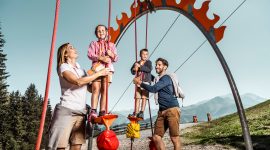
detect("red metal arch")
(109, 0), (226, 45)
(109, 0), (253, 149)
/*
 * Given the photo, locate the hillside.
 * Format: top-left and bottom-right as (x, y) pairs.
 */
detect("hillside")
(182, 99), (270, 149)
(86, 98), (269, 150)
(180, 93), (265, 123)
(112, 93), (266, 127)
(143, 93), (266, 124)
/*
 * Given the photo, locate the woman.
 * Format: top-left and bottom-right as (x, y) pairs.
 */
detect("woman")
(48, 43), (110, 150)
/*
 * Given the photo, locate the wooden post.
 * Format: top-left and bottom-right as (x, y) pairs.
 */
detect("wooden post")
(207, 113), (212, 122)
(193, 116), (198, 123)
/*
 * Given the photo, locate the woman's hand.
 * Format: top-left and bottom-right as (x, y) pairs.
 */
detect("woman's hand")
(99, 56), (111, 63)
(98, 68), (111, 76)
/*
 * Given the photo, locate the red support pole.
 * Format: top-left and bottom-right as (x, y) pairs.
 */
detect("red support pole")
(108, 0), (111, 37)
(35, 0), (60, 149)
(145, 12), (148, 49)
(133, 0), (138, 115)
(134, 0), (138, 62)
(106, 0), (112, 114)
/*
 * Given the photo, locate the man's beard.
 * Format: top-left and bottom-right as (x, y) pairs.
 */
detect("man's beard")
(156, 68), (164, 75)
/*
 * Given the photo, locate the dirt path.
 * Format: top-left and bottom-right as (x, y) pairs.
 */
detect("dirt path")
(81, 123), (235, 150)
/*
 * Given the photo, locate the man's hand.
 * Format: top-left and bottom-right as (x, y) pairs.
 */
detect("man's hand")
(133, 77), (142, 85)
(133, 66), (139, 72)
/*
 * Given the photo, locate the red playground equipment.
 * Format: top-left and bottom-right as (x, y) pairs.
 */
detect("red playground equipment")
(36, 0), (253, 150)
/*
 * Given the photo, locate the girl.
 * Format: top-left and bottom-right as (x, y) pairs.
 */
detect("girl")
(87, 24), (118, 119)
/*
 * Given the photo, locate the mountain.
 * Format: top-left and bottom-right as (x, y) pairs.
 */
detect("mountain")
(180, 93), (265, 123)
(111, 93), (266, 126)
(110, 112), (130, 126)
(111, 107), (159, 126)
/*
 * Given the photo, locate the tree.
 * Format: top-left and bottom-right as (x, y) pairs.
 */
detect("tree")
(0, 24), (10, 149)
(20, 84), (52, 149)
(9, 91), (25, 148)
(22, 84), (40, 148)
(0, 25), (53, 149)
(41, 99), (53, 149)
(3, 91), (24, 149)
(0, 26), (9, 102)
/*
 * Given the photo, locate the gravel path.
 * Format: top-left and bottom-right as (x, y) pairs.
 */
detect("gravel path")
(81, 123), (235, 150)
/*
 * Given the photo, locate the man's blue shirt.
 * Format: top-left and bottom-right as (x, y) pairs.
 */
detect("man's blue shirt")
(141, 75), (179, 111)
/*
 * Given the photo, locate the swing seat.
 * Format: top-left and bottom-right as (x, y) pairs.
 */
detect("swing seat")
(127, 116), (143, 124)
(126, 122), (140, 138)
(97, 130), (119, 150)
(94, 114), (118, 130)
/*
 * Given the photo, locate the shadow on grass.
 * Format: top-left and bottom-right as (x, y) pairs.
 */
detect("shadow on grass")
(199, 135), (270, 150)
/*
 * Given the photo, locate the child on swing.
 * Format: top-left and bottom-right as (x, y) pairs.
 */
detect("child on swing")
(129, 49), (152, 119)
(87, 24), (118, 120)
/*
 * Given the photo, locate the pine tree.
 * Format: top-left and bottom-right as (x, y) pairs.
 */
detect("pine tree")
(22, 84), (40, 148)
(0, 26), (9, 103)
(0, 25), (10, 149)
(41, 99), (53, 149)
(0, 25), (53, 149)
(7, 91), (24, 149)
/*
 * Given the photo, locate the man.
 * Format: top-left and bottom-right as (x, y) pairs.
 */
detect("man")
(133, 58), (181, 150)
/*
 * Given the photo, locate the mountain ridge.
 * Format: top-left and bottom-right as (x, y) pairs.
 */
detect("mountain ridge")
(111, 93), (266, 126)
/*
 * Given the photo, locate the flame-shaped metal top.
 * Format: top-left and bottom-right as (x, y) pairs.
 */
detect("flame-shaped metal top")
(109, 0), (226, 44)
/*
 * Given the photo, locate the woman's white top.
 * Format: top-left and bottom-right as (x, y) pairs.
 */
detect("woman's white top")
(58, 62), (87, 111)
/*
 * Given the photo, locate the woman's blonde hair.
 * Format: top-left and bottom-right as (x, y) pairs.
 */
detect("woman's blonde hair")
(57, 43), (69, 71)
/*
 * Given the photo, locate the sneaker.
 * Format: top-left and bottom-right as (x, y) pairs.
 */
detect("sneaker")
(128, 112), (136, 118)
(99, 110), (106, 117)
(137, 111), (144, 119)
(88, 110), (98, 122)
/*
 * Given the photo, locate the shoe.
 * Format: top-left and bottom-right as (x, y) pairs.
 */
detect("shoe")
(88, 110), (98, 122)
(99, 110), (106, 117)
(136, 111), (144, 119)
(128, 112), (136, 118)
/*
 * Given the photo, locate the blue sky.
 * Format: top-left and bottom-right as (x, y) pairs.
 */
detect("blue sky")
(1, 0), (270, 111)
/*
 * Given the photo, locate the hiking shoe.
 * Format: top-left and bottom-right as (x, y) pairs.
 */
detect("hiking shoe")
(88, 110), (98, 122)
(99, 110), (106, 117)
(136, 111), (144, 119)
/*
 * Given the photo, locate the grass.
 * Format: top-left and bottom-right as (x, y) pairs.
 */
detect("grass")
(182, 99), (270, 149)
